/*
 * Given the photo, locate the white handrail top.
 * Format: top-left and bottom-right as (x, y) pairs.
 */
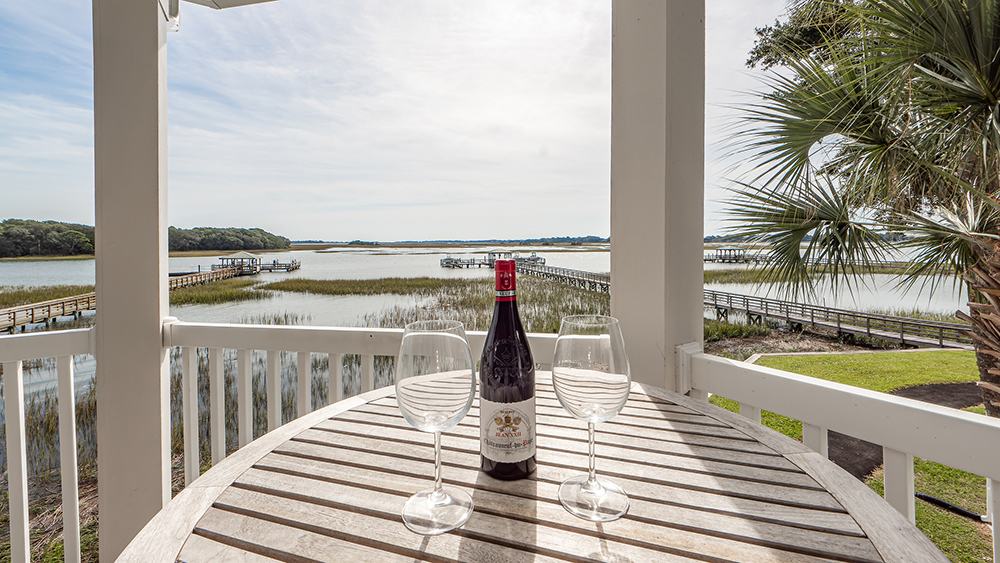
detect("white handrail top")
(693, 352), (1000, 481)
(163, 320), (558, 364)
(0, 328), (93, 363)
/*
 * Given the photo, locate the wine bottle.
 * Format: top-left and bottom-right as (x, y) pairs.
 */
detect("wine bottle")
(480, 259), (536, 480)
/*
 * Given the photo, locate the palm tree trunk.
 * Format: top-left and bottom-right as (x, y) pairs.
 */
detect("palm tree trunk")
(959, 263), (1000, 417)
(973, 330), (1000, 417)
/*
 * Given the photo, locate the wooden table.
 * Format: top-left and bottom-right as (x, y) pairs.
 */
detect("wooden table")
(120, 375), (947, 562)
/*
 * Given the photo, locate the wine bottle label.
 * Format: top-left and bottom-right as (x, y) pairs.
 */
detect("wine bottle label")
(480, 396), (536, 463)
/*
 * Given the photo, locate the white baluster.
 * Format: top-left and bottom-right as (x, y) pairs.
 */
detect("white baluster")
(58, 355), (81, 563)
(883, 447), (915, 523)
(210, 347), (225, 465)
(237, 349), (252, 448)
(802, 423), (828, 458)
(267, 350), (281, 430)
(3, 360), (29, 563)
(182, 346), (199, 485)
(361, 354), (374, 392)
(297, 351), (311, 417)
(739, 403), (762, 425)
(328, 353), (343, 404)
(988, 478), (998, 563)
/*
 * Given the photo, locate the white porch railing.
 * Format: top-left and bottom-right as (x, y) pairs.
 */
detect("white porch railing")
(161, 320), (558, 485)
(3, 325), (1000, 562)
(0, 328), (92, 563)
(678, 345), (1000, 561)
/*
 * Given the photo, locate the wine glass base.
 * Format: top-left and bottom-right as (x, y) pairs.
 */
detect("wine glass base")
(558, 475), (629, 522)
(402, 487), (474, 535)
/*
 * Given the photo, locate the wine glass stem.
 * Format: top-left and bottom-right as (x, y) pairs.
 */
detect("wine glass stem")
(433, 431), (444, 495)
(587, 422), (597, 486)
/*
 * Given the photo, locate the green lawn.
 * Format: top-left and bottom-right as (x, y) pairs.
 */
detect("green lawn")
(709, 350), (991, 563)
(755, 350), (978, 392)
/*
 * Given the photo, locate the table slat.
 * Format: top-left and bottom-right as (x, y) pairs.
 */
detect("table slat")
(246, 453), (883, 562)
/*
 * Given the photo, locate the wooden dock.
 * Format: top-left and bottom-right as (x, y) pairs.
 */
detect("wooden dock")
(0, 294), (97, 333)
(441, 251), (546, 269)
(258, 259), (301, 273)
(211, 259), (300, 275)
(704, 289), (972, 349)
(2, 267), (247, 333)
(517, 264), (610, 293)
(515, 264), (971, 349)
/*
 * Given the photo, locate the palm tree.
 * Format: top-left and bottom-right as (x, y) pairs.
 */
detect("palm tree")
(727, 0), (1000, 416)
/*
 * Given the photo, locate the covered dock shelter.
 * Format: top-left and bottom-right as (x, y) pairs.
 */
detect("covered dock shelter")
(216, 251), (261, 275)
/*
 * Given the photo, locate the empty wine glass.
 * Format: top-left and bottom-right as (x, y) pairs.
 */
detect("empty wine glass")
(395, 320), (477, 535)
(552, 315), (631, 521)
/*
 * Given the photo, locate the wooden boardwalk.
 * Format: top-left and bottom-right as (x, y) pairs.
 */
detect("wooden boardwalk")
(441, 252), (546, 269)
(517, 264), (610, 293)
(515, 264), (970, 349)
(2, 268), (243, 333)
(0, 294), (97, 333)
(705, 289), (972, 349)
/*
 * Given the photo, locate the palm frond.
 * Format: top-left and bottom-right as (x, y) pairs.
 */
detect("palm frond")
(725, 175), (892, 300)
(895, 191), (1000, 294)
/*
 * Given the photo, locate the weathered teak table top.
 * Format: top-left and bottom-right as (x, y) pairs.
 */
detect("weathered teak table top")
(120, 375), (946, 562)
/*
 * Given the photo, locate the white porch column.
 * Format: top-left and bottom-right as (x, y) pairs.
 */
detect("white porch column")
(93, 0), (171, 558)
(610, 0), (705, 390)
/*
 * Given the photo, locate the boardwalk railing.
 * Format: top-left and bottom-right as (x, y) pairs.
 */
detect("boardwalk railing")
(0, 294), (96, 333)
(516, 265), (967, 348)
(1, 269), (241, 333)
(3, 322), (999, 561)
(168, 267), (240, 290)
(517, 264), (610, 293)
(705, 289), (972, 348)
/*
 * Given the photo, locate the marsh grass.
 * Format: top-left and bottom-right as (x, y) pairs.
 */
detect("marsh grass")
(703, 269), (776, 285)
(262, 277), (473, 296)
(0, 286), (94, 309)
(862, 307), (967, 324)
(169, 277), (271, 306)
(704, 318), (771, 342)
(351, 277), (611, 333)
(238, 311), (312, 325)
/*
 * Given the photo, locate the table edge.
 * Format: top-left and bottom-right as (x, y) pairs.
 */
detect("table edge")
(115, 385), (398, 563)
(638, 383), (948, 562)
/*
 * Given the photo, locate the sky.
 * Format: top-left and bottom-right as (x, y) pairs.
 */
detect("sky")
(0, 0), (787, 242)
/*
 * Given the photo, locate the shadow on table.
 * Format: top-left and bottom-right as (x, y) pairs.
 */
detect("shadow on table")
(458, 469), (537, 560)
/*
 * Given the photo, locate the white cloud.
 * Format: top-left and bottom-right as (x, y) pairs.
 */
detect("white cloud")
(1, 0), (788, 240)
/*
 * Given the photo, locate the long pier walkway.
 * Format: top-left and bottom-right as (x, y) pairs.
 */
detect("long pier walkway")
(706, 290), (971, 349)
(2, 268), (243, 333)
(515, 264), (971, 349)
(517, 264), (610, 293)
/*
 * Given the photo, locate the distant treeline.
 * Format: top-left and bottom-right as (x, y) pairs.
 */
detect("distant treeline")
(0, 219), (95, 257)
(0, 219), (291, 257)
(169, 226), (291, 252)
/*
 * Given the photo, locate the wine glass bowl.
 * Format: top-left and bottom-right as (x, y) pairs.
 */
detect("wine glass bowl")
(395, 320), (476, 535)
(552, 315), (631, 522)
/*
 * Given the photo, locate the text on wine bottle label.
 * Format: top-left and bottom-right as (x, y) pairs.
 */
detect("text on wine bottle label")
(480, 396), (536, 463)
